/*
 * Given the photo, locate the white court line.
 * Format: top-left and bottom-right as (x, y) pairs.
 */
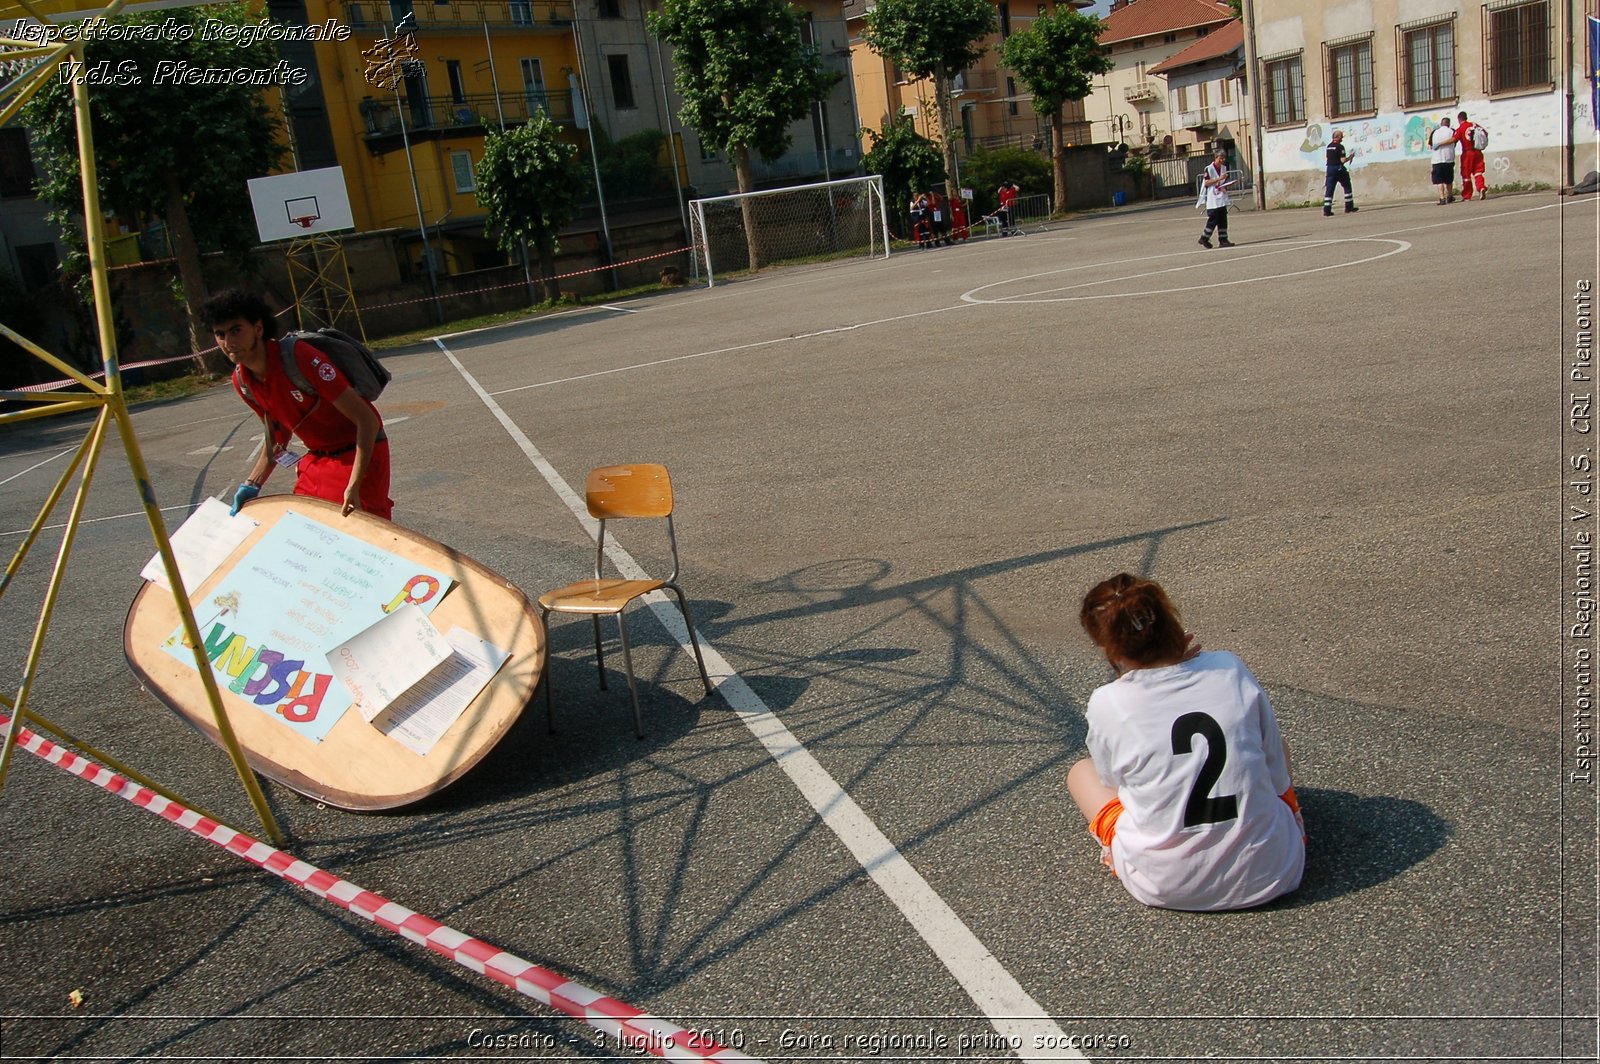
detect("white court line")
(485, 302), (979, 397)
(0, 448), (71, 488)
(963, 238), (1411, 303)
(436, 336), (1081, 1064)
(0, 503), (194, 540)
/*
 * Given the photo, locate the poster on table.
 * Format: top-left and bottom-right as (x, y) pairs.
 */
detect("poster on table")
(160, 510), (454, 743)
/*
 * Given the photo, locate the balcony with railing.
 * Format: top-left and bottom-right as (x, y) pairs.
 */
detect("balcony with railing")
(344, 0), (574, 32)
(359, 89), (575, 143)
(1176, 106), (1215, 128)
(1123, 81), (1159, 103)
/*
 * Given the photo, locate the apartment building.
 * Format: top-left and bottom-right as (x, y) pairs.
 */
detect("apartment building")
(845, 0), (1094, 163)
(1080, 0), (1238, 152)
(1244, 0), (1590, 204)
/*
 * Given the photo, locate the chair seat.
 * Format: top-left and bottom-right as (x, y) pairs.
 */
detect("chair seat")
(539, 577), (665, 614)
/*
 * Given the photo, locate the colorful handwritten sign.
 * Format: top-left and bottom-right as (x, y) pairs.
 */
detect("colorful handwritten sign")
(161, 510), (453, 743)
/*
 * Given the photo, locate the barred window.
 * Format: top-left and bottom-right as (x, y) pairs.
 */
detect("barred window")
(1324, 34), (1375, 118)
(1262, 53), (1304, 127)
(1398, 19), (1456, 107)
(1484, 0), (1552, 93)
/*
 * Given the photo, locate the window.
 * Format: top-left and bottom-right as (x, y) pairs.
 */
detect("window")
(598, 0), (621, 15)
(15, 243), (58, 289)
(1484, 0), (1552, 94)
(450, 150), (475, 193)
(1324, 33), (1374, 117)
(1262, 52), (1304, 126)
(0, 128), (35, 198)
(1163, 32), (1177, 43)
(607, 54), (635, 109)
(698, 137), (717, 161)
(446, 59), (465, 103)
(1220, 76), (1232, 105)
(999, 2), (1010, 37)
(1007, 76), (1018, 116)
(1175, 84), (1189, 111)
(521, 57), (547, 116)
(1198, 81), (1209, 108)
(1398, 17), (1456, 106)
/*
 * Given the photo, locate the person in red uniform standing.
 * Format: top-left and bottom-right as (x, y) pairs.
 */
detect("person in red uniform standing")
(202, 289), (393, 520)
(1455, 110), (1487, 201)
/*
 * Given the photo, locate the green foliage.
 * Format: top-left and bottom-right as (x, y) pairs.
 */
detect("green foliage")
(594, 126), (670, 200)
(475, 113), (583, 257)
(960, 146), (1051, 215)
(999, 9), (1113, 117)
(21, 4), (287, 270)
(862, 0), (996, 81)
(648, 0), (839, 163)
(861, 114), (943, 232)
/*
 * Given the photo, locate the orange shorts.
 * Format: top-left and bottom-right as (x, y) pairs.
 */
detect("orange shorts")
(1089, 786), (1302, 847)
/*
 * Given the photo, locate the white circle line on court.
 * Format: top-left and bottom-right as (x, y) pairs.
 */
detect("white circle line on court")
(960, 238), (1412, 304)
(436, 336), (1083, 1064)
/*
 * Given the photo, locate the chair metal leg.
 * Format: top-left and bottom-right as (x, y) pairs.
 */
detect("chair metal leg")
(615, 611), (644, 739)
(539, 608), (555, 733)
(665, 582), (712, 695)
(591, 614), (607, 690)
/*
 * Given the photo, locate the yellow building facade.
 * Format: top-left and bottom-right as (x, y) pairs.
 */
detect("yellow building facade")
(844, 0), (1095, 161)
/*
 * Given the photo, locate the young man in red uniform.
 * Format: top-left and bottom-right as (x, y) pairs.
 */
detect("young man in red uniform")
(1455, 110), (1487, 201)
(202, 289), (393, 520)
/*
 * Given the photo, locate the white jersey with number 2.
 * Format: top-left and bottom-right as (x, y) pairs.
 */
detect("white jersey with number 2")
(1086, 650), (1304, 911)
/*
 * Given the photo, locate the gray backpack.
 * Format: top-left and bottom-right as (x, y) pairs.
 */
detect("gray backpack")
(235, 328), (389, 407)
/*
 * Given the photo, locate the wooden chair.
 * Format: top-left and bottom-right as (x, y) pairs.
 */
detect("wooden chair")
(538, 464), (712, 737)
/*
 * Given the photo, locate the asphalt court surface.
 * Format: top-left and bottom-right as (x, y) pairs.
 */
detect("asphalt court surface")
(1, 192), (1596, 1062)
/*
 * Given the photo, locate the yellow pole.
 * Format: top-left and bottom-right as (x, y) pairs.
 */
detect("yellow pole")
(0, 406), (111, 791)
(0, 696), (236, 830)
(66, 72), (285, 844)
(0, 410), (101, 604)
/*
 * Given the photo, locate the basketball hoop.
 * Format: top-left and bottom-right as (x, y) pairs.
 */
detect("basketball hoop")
(292, 216), (316, 230)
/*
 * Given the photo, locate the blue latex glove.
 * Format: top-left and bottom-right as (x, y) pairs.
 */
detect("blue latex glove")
(231, 482), (260, 516)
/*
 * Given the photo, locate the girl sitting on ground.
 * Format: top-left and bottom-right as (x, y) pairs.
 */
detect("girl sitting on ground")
(1067, 573), (1305, 910)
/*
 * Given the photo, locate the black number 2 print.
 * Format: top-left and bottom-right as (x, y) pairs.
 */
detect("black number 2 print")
(1170, 712), (1240, 828)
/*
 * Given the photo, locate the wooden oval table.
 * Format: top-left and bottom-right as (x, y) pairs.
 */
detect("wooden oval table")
(125, 495), (545, 810)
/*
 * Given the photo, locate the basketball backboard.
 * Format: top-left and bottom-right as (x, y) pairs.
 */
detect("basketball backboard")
(248, 166), (356, 243)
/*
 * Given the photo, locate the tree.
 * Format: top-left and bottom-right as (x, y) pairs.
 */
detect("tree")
(861, 114), (944, 237)
(1000, 8), (1114, 213)
(22, 4), (287, 371)
(475, 112), (584, 305)
(862, 0), (996, 192)
(960, 145), (1052, 218)
(649, 0), (839, 271)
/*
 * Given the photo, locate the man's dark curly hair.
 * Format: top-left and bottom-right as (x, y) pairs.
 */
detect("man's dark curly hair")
(200, 289), (282, 341)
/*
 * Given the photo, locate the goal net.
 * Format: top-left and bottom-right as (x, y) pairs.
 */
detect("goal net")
(689, 174), (891, 287)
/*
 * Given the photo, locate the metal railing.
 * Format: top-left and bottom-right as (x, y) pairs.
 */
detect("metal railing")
(1124, 82), (1159, 102)
(345, 0), (574, 30)
(360, 89), (576, 135)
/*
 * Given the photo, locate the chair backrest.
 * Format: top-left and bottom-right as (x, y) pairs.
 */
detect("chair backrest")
(586, 464), (673, 520)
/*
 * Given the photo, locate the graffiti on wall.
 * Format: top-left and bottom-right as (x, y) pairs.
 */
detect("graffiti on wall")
(1264, 95), (1565, 173)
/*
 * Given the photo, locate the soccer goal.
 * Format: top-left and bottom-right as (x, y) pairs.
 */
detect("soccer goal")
(689, 174), (891, 287)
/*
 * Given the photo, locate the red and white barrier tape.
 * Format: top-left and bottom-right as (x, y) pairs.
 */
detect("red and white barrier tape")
(3, 713), (761, 1063)
(5, 247), (698, 396)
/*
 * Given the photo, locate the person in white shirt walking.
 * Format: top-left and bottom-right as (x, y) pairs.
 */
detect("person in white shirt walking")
(1066, 573), (1306, 911)
(1197, 148), (1235, 248)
